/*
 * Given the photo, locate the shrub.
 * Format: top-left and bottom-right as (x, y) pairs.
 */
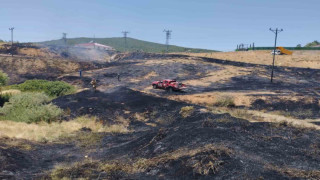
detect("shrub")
(180, 106), (194, 118)
(0, 92), (62, 123)
(0, 93), (11, 107)
(18, 80), (75, 97)
(0, 70), (9, 92)
(214, 96), (235, 107)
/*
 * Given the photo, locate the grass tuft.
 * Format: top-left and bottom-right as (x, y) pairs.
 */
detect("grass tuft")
(180, 106), (194, 118)
(213, 95), (235, 107)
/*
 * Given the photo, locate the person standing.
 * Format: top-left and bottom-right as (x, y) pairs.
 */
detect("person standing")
(90, 78), (97, 92)
(117, 73), (121, 82)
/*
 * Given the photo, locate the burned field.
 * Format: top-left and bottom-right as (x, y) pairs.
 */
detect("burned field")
(1, 52), (320, 179)
(1, 87), (320, 179)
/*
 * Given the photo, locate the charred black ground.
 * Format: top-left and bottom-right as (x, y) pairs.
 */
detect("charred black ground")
(1, 52), (320, 179)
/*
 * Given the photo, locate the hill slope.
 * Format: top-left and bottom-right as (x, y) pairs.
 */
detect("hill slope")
(305, 40), (320, 47)
(39, 37), (218, 53)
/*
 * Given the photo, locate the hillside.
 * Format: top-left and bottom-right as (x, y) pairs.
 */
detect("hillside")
(178, 50), (320, 69)
(39, 37), (218, 53)
(1, 52), (320, 179)
(305, 40), (320, 47)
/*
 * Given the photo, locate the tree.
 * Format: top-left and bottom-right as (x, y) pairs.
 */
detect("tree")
(296, 44), (302, 48)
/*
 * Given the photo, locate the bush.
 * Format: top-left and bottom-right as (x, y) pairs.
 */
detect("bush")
(0, 92), (62, 123)
(18, 80), (75, 97)
(0, 94), (11, 107)
(0, 70), (9, 87)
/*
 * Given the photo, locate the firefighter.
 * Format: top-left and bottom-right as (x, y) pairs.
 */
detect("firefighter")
(90, 78), (97, 91)
(117, 73), (121, 82)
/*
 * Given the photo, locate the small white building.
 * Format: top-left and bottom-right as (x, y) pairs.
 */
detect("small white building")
(74, 43), (114, 51)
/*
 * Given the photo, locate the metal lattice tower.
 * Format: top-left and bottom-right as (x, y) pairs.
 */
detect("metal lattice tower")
(122, 31), (129, 52)
(163, 30), (172, 52)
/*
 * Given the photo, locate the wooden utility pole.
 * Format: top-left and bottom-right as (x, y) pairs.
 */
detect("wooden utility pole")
(269, 28), (283, 83)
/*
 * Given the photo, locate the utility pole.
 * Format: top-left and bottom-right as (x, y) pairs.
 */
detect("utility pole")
(62, 33), (67, 45)
(163, 30), (172, 53)
(122, 31), (129, 52)
(93, 34), (96, 49)
(9, 27), (14, 45)
(269, 28), (283, 83)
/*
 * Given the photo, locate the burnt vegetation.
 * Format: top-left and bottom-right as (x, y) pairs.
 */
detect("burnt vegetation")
(0, 49), (320, 179)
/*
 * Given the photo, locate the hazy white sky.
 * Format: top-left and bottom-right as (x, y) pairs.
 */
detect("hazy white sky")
(0, 0), (319, 51)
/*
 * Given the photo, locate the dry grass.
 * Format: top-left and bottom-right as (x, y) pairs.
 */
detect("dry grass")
(133, 112), (149, 122)
(180, 106), (194, 118)
(49, 144), (233, 179)
(0, 138), (33, 151)
(156, 113), (176, 125)
(60, 131), (104, 148)
(132, 144), (233, 175)
(183, 65), (250, 87)
(229, 108), (253, 120)
(273, 108), (314, 119)
(247, 110), (320, 130)
(169, 91), (266, 107)
(0, 89), (21, 95)
(215, 115), (233, 123)
(143, 71), (158, 79)
(0, 116), (129, 142)
(181, 50), (320, 69)
(265, 164), (320, 179)
(213, 95), (235, 107)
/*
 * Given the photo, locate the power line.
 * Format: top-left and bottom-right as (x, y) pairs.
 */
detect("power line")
(122, 31), (129, 52)
(163, 30), (172, 52)
(9, 27), (14, 45)
(269, 28), (283, 83)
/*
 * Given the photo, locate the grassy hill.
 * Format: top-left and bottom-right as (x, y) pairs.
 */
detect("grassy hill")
(305, 40), (320, 47)
(39, 37), (218, 53)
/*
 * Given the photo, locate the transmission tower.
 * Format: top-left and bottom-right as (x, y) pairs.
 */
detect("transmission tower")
(163, 30), (172, 52)
(269, 28), (283, 83)
(9, 27), (14, 45)
(122, 31), (129, 52)
(62, 33), (67, 45)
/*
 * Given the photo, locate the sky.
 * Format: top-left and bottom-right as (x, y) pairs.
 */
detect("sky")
(0, 0), (319, 51)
